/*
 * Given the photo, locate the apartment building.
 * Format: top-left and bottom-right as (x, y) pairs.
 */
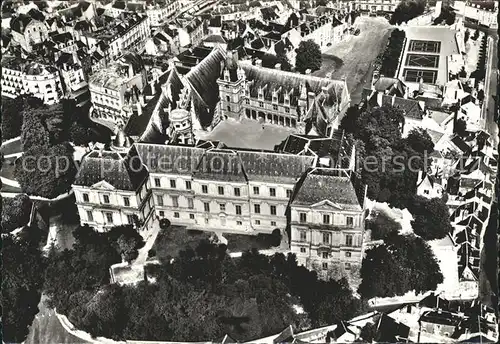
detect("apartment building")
(80, 12), (151, 63)
(10, 9), (49, 52)
(1, 56), (63, 104)
(218, 56), (350, 137)
(146, 0), (181, 27)
(73, 148), (153, 231)
(353, 0), (401, 13)
(289, 168), (367, 280)
(178, 18), (205, 47)
(89, 52), (147, 126)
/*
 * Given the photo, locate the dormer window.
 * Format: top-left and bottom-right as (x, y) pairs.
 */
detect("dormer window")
(258, 88), (264, 100)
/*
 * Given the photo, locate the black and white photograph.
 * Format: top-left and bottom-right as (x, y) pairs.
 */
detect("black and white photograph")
(0, 0), (498, 343)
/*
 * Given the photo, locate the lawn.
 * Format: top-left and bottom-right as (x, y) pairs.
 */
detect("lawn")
(316, 16), (393, 104)
(149, 226), (216, 261)
(222, 233), (278, 253)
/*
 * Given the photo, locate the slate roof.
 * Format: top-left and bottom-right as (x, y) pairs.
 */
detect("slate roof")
(135, 143), (205, 175)
(52, 32), (73, 44)
(278, 132), (344, 159)
(74, 148), (148, 191)
(194, 150), (247, 182)
(377, 314), (410, 343)
(238, 151), (315, 184)
(292, 170), (363, 209)
(373, 76), (406, 97)
(240, 62), (346, 109)
(10, 14), (34, 34)
(381, 95), (424, 119)
(185, 45), (227, 109)
(209, 15), (222, 28)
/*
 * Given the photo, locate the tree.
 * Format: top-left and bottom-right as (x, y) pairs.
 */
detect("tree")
(295, 40), (322, 73)
(15, 142), (77, 198)
(367, 210), (402, 240)
(408, 196), (454, 240)
(358, 234), (443, 298)
(477, 89), (485, 102)
(20, 110), (50, 150)
(390, 0), (426, 25)
(458, 66), (467, 78)
(472, 29), (480, 41)
(1, 95), (43, 141)
(1, 194), (33, 232)
(2, 234), (46, 343)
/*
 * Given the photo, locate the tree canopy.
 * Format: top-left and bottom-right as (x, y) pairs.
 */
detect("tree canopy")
(2, 232), (47, 343)
(341, 106), (434, 208)
(2, 95), (43, 141)
(366, 210), (402, 240)
(358, 234), (443, 298)
(295, 40), (322, 73)
(408, 196), (454, 240)
(1, 194), (33, 233)
(389, 0), (426, 25)
(15, 142), (77, 198)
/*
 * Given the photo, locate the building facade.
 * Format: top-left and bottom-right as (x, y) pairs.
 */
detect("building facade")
(147, 0), (181, 27)
(1, 58), (63, 104)
(10, 11), (49, 52)
(218, 57), (350, 137)
(289, 169), (367, 280)
(353, 0), (401, 13)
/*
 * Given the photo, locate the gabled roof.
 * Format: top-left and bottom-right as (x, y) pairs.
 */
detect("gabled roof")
(185, 45), (227, 109)
(74, 148), (148, 191)
(292, 169), (363, 210)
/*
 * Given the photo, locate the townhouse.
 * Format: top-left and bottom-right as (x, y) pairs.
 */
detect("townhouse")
(9, 8), (49, 52)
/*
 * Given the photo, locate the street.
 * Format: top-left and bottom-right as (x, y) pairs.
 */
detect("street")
(482, 34), (498, 144)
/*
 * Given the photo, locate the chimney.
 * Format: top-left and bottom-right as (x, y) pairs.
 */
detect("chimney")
(255, 59), (262, 67)
(275, 63), (281, 70)
(321, 86), (328, 95)
(305, 68), (311, 75)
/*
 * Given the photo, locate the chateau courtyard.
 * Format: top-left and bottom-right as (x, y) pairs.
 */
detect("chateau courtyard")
(198, 117), (296, 150)
(315, 16), (394, 104)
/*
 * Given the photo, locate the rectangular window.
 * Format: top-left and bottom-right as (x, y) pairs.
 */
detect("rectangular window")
(218, 186), (224, 195)
(159, 211), (165, 217)
(123, 197), (130, 206)
(83, 193), (89, 202)
(170, 179), (176, 188)
(255, 219), (261, 225)
(286, 189), (292, 198)
(171, 196), (179, 207)
(299, 213), (307, 223)
(174, 212), (179, 218)
(273, 104), (278, 111)
(189, 213), (195, 219)
(185, 181), (192, 190)
(300, 247), (306, 253)
(202, 185), (208, 194)
(322, 232), (330, 244)
(270, 205), (277, 215)
(105, 212), (113, 224)
(226, 95), (230, 102)
(345, 251), (352, 258)
(245, 99), (250, 104)
(285, 107), (290, 113)
(234, 187), (240, 196)
(259, 101), (264, 108)
(271, 221), (276, 226)
(237, 220), (243, 225)
(254, 204), (261, 214)
(204, 202), (210, 212)
(236, 205), (242, 215)
(323, 214), (330, 225)
(253, 186), (259, 195)
(299, 230), (307, 241)
(219, 203), (226, 212)
(322, 251), (329, 259)
(127, 214), (134, 224)
(322, 262), (328, 270)
(269, 188), (276, 197)
(188, 198), (194, 209)
(345, 262), (351, 270)
(86, 210), (93, 221)
(156, 195), (164, 206)
(346, 216), (354, 227)
(346, 234), (353, 247)
(154, 178), (161, 187)
(103, 194), (110, 204)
